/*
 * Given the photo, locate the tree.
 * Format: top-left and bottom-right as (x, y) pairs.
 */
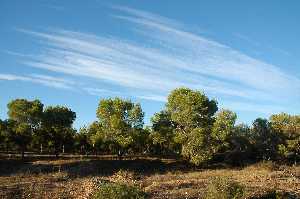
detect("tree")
(7, 99), (43, 157)
(14, 123), (32, 158)
(270, 113), (300, 163)
(42, 106), (76, 157)
(88, 121), (105, 154)
(230, 124), (252, 153)
(223, 123), (254, 165)
(166, 87), (218, 165)
(150, 111), (176, 155)
(130, 128), (151, 154)
(211, 109), (237, 152)
(0, 119), (16, 152)
(75, 126), (92, 154)
(0, 119), (4, 148)
(7, 99), (43, 129)
(96, 98), (144, 155)
(252, 118), (278, 160)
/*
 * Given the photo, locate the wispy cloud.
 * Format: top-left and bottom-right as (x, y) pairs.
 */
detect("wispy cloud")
(0, 73), (75, 90)
(10, 6), (300, 114)
(221, 101), (285, 115)
(83, 87), (121, 97)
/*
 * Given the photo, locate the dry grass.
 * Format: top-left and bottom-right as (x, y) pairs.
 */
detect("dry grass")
(0, 157), (299, 198)
(143, 163), (300, 198)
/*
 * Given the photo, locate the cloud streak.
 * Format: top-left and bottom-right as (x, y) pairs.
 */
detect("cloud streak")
(10, 6), (300, 114)
(0, 73), (75, 90)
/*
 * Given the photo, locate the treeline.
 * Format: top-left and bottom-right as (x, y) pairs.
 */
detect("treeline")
(0, 88), (299, 165)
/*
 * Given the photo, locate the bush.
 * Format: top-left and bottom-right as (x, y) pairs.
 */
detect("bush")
(93, 181), (147, 199)
(205, 177), (245, 199)
(251, 190), (298, 199)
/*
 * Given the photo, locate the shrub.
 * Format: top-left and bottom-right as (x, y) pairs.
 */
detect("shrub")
(205, 177), (245, 199)
(110, 170), (136, 184)
(251, 190), (298, 199)
(93, 181), (147, 199)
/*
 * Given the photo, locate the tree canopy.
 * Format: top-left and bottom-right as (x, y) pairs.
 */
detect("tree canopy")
(0, 89), (299, 165)
(96, 98), (144, 153)
(166, 87), (218, 165)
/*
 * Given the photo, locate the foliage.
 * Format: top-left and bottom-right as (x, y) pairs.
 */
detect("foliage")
(14, 123), (32, 154)
(0, 119), (5, 146)
(181, 127), (213, 165)
(6, 99), (44, 156)
(0, 119), (16, 151)
(93, 181), (147, 199)
(251, 190), (298, 199)
(270, 113), (300, 161)
(150, 111), (176, 154)
(42, 106), (76, 128)
(166, 87), (218, 165)
(42, 106), (76, 156)
(74, 126), (92, 154)
(88, 121), (106, 151)
(166, 88), (217, 129)
(223, 123), (254, 165)
(212, 109), (237, 151)
(252, 118), (279, 160)
(7, 99), (43, 129)
(205, 177), (245, 199)
(96, 98), (144, 154)
(0, 88), (299, 164)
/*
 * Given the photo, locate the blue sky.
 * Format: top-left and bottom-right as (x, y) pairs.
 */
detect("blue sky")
(1, 0), (300, 129)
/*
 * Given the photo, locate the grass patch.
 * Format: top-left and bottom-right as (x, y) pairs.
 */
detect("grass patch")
(250, 190), (299, 199)
(93, 180), (147, 199)
(205, 177), (245, 199)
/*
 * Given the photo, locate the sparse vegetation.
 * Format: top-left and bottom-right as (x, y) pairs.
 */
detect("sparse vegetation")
(0, 158), (299, 198)
(93, 181), (147, 199)
(205, 177), (245, 199)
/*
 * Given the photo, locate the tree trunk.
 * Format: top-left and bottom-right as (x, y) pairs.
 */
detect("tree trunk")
(21, 148), (25, 159)
(55, 147), (59, 158)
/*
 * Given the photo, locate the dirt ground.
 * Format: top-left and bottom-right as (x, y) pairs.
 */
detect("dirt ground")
(0, 157), (299, 198)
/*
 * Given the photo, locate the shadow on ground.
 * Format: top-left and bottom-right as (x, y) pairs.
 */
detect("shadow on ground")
(0, 157), (196, 177)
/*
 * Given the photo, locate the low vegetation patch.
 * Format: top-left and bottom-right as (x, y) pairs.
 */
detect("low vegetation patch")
(251, 190), (299, 199)
(93, 180), (147, 199)
(0, 158), (299, 198)
(205, 177), (245, 199)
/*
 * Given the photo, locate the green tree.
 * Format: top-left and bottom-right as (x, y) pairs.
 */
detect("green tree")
(0, 119), (4, 148)
(7, 99), (43, 156)
(7, 99), (43, 129)
(150, 111), (176, 155)
(0, 119), (16, 152)
(88, 121), (105, 154)
(14, 123), (32, 158)
(42, 106), (76, 157)
(96, 98), (144, 155)
(211, 109), (237, 152)
(224, 123), (254, 165)
(0, 119), (9, 151)
(75, 126), (93, 154)
(130, 128), (151, 154)
(230, 123), (252, 152)
(270, 113), (300, 163)
(166, 87), (218, 165)
(252, 118), (278, 160)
